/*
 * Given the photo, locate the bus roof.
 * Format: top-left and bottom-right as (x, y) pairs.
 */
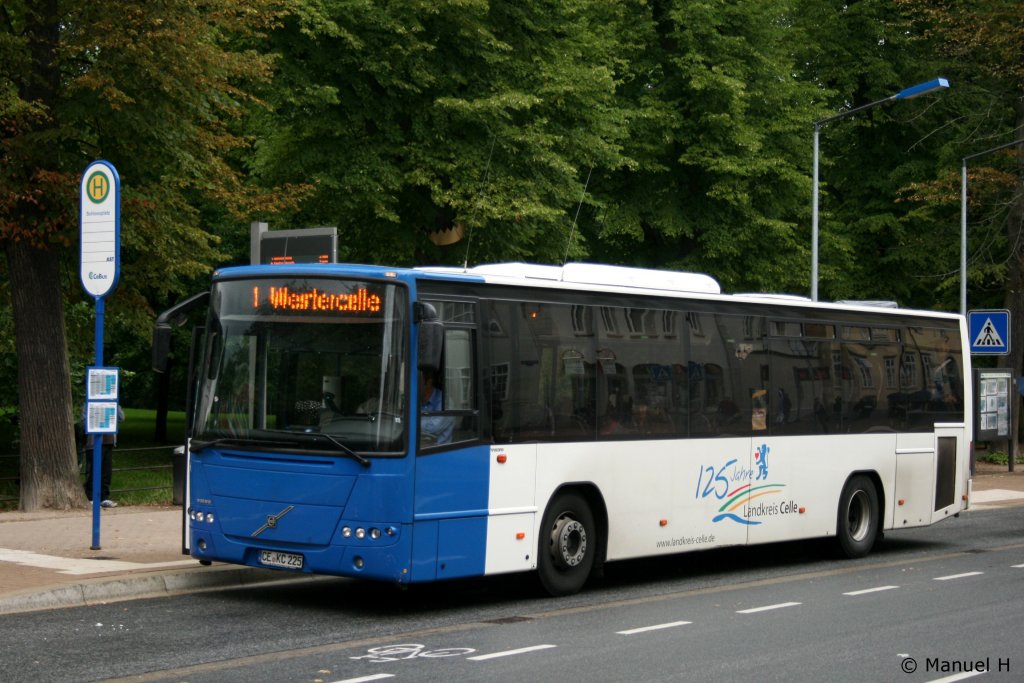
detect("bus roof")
(212, 262), (961, 322)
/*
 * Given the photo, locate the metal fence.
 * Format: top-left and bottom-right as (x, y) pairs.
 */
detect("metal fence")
(0, 445), (180, 506)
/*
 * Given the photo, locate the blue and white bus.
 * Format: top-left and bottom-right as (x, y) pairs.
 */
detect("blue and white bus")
(154, 262), (972, 596)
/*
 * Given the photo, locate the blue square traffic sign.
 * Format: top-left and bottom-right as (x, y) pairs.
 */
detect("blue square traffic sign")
(968, 309), (1010, 355)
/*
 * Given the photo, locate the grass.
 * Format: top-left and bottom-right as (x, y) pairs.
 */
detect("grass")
(0, 407), (188, 510)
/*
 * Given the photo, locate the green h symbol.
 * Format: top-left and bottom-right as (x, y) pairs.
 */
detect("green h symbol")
(87, 171), (109, 203)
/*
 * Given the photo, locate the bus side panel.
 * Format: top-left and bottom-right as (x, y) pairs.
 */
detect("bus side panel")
(893, 432), (936, 528)
(744, 434), (896, 546)
(485, 444), (538, 575)
(530, 439), (751, 563)
(413, 444), (491, 580)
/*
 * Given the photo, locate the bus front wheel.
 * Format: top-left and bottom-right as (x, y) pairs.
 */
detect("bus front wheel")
(538, 491), (595, 596)
(836, 475), (879, 559)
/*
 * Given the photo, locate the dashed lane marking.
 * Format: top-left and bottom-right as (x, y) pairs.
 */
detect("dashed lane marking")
(843, 585), (899, 596)
(617, 621), (692, 635)
(467, 645), (557, 661)
(933, 571), (984, 581)
(736, 602), (801, 614)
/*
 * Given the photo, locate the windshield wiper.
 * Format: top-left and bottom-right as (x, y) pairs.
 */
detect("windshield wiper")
(190, 431), (371, 467)
(262, 429), (371, 468)
(314, 431), (372, 467)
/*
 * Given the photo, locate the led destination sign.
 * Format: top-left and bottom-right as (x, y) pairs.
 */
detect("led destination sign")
(252, 285), (382, 314)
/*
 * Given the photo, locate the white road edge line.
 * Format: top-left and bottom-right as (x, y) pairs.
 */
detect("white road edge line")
(1012, 563), (1024, 568)
(617, 621), (692, 635)
(843, 585), (899, 596)
(933, 571), (984, 581)
(736, 602), (801, 614)
(331, 674), (395, 683)
(468, 644), (557, 661)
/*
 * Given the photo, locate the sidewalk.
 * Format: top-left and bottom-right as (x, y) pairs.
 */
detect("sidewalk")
(0, 505), (305, 615)
(1, 466), (1023, 615)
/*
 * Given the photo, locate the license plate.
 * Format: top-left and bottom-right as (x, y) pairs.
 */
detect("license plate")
(259, 550), (303, 570)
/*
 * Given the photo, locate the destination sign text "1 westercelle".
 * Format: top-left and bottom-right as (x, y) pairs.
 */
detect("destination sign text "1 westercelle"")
(252, 286), (382, 314)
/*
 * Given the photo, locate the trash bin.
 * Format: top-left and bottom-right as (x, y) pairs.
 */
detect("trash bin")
(171, 445), (186, 506)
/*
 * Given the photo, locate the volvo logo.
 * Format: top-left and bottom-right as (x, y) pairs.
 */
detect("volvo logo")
(251, 505), (295, 537)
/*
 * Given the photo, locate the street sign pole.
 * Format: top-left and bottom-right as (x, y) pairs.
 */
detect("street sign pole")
(91, 297), (104, 545)
(80, 160), (121, 549)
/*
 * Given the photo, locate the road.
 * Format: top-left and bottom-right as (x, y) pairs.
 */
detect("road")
(3, 506), (1022, 683)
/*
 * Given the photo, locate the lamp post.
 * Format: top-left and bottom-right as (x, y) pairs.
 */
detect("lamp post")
(960, 137), (1024, 315)
(811, 78), (950, 301)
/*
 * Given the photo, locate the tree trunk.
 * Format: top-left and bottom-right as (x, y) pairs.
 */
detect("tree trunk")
(6, 240), (87, 510)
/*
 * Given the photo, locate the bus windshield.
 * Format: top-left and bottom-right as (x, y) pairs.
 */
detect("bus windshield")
(194, 277), (408, 455)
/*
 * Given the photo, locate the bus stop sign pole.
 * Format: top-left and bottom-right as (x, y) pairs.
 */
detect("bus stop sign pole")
(80, 160), (121, 549)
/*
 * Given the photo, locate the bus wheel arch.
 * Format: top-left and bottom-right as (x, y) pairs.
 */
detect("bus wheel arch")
(537, 484), (606, 596)
(836, 472), (881, 559)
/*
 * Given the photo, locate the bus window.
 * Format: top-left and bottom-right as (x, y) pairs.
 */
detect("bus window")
(420, 300), (479, 448)
(689, 314), (766, 437)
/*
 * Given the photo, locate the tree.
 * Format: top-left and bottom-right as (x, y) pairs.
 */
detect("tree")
(895, 0), (1024, 448)
(0, 1), (296, 510)
(585, 0), (822, 294)
(250, 0), (636, 266)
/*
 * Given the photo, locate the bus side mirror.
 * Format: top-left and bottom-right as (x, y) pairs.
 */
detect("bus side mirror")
(152, 291), (210, 373)
(415, 302), (443, 372)
(152, 326), (172, 373)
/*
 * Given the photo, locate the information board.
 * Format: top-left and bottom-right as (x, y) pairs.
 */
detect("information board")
(259, 227), (337, 265)
(975, 369), (1013, 440)
(87, 367), (119, 401)
(86, 402), (120, 435)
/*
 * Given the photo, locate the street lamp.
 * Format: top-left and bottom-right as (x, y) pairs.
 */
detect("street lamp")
(961, 137), (1024, 315)
(811, 78), (950, 301)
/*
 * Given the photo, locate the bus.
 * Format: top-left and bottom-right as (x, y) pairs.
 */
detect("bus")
(153, 261), (973, 596)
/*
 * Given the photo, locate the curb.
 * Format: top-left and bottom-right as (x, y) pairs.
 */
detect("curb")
(0, 564), (312, 616)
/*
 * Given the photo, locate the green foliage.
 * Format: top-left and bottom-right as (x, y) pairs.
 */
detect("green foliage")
(3, 0), (1024, 505)
(252, 0), (637, 265)
(976, 450), (1024, 466)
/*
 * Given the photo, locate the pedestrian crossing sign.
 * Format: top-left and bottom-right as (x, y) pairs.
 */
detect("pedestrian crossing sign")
(968, 309), (1010, 355)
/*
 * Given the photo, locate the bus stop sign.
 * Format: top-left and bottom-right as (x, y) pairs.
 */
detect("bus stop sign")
(968, 309), (1010, 355)
(79, 160), (121, 299)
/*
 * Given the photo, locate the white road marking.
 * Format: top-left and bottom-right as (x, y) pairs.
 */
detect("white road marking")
(933, 571), (983, 581)
(467, 644), (557, 661)
(926, 671), (987, 682)
(1012, 563), (1024, 568)
(617, 621), (692, 635)
(843, 585), (899, 596)
(0, 548), (194, 575)
(736, 602), (801, 614)
(331, 675), (395, 683)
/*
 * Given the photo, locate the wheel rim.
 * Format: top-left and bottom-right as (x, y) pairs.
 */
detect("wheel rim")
(549, 513), (587, 569)
(846, 489), (870, 542)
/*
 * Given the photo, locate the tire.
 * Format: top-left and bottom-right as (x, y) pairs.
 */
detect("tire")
(836, 475), (879, 559)
(538, 491), (596, 596)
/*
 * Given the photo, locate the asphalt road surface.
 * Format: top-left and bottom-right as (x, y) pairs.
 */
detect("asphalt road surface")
(3, 505), (1022, 683)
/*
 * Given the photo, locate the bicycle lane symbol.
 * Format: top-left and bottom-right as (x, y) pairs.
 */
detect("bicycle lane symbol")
(350, 643), (476, 663)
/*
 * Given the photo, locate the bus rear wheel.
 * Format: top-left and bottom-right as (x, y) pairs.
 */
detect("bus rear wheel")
(836, 475), (879, 559)
(538, 491), (595, 596)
